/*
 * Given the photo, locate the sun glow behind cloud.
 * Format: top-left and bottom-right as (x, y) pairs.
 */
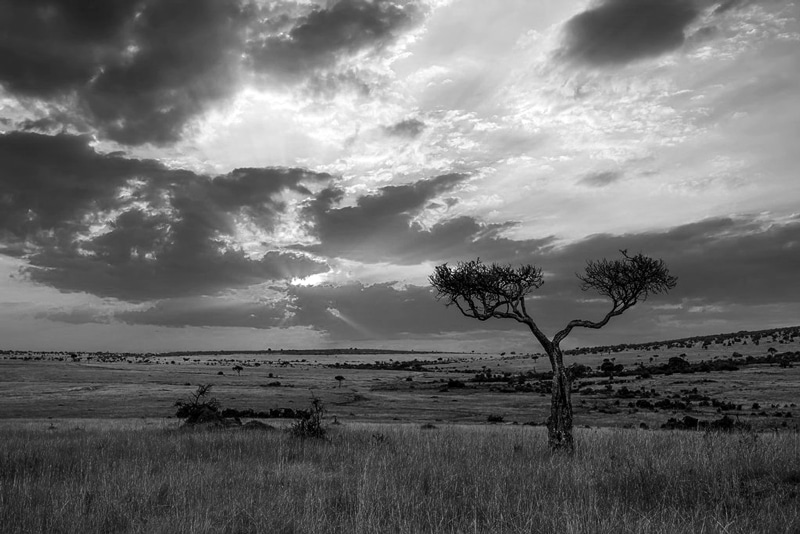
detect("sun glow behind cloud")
(291, 272), (331, 287)
(326, 306), (377, 339)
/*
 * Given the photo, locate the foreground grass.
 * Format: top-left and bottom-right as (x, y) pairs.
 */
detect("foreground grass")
(1, 423), (799, 534)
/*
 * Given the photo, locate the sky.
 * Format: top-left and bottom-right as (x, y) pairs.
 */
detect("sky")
(0, 0), (799, 353)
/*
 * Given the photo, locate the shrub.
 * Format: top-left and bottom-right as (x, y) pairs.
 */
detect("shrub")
(567, 363), (592, 379)
(289, 396), (327, 440)
(666, 356), (690, 369)
(174, 384), (220, 422)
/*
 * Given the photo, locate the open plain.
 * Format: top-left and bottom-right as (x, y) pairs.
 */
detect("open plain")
(2, 326), (800, 533)
(2, 327), (799, 430)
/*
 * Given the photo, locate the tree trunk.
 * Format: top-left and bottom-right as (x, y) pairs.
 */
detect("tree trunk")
(546, 351), (574, 453)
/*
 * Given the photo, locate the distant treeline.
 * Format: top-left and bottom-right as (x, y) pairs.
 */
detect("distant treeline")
(158, 348), (448, 357)
(567, 325), (800, 356)
(0, 348), (450, 358)
(2, 325), (798, 358)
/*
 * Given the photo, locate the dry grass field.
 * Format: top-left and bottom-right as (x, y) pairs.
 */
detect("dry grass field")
(2, 422), (800, 533)
(1, 327), (800, 533)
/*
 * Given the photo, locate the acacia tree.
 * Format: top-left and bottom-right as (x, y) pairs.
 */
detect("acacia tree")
(429, 250), (677, 452)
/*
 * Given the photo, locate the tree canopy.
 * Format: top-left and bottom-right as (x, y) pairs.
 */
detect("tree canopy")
(430, 260), (543, 323)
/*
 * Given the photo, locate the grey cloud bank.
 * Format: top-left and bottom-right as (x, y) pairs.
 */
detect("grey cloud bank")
(0, 132), (329, 301)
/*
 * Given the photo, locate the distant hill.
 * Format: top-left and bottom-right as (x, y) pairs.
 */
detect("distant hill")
(567, 325), (800, 356)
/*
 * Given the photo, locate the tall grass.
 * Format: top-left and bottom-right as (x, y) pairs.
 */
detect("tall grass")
(1, 423), (798, 533)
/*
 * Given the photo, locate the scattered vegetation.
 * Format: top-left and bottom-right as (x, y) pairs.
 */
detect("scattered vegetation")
(328, 358), (444, 371)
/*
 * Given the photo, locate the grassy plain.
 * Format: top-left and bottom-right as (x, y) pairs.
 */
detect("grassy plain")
(2, 422), (800, 534)
(1, 328), (800, 533)
(2, 329), (799, 429)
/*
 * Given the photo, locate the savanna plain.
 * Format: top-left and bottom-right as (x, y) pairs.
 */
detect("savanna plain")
(2, 326), (800, 533)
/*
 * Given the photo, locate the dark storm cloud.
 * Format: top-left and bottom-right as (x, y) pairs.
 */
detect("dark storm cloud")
(0, 0), (429, 145)
(0, 0), (137, 97)
(0, 132), (330, 300)
(301, 173), (554, 264)
(0, 0), (252, 145)
(82, 0), (252, 145)
(578, 171), (622, 187)
(247, 0), (423, 79)
(549, 216), (800, 307)
(562, 0), (699, 66)
(384, 118), (426, 138)
(0, 132), (167, 242)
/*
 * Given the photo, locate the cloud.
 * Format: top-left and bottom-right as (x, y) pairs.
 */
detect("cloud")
(578, 170), (622, 187)
(0, 132), (330, 300)
(542, 215), (800, 307)
(0, 0), (433, 146)
(0, 132), (164, 240)
(116, 296), (287, 328)
(287, 282), (492, 340)
(82, 0), (252, 145)
(247, 0), (424, 80)
(109, 281), (497, 339)
(0, 0), (137, 97)
(562, 0), (699, 66)
(384, 118), (426, 138)
(713, 0), (745, 14)
(301, 173), (554, 264)
(36, 306), (112, 326)
(0, 0), (253, 145)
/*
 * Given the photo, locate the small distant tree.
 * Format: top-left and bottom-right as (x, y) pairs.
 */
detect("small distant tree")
(430, 250), (676, 453)
(232, 365), (244, 376)
(174, 384), (220, 421)
(334, 375), (345, 388)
